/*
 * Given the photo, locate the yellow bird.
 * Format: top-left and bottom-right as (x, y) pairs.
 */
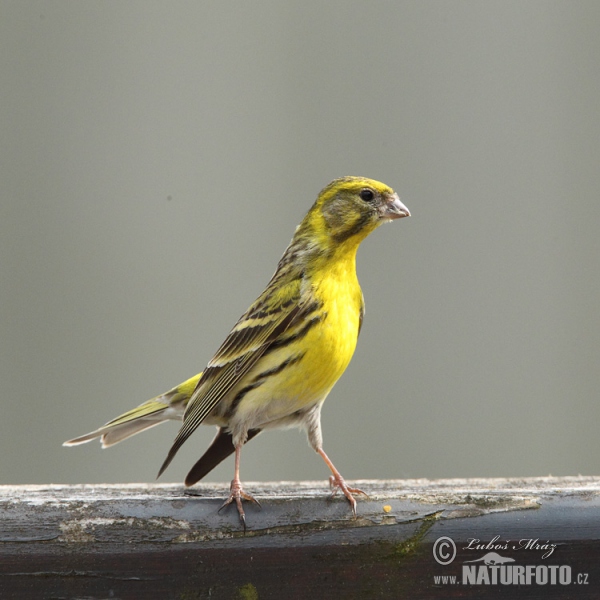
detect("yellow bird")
(65, 176), (410, 526)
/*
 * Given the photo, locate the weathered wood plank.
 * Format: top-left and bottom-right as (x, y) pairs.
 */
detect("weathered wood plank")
(1, 477), (599, 599)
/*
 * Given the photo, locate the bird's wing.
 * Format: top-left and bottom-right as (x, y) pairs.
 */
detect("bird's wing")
(158, 277), (308, 476)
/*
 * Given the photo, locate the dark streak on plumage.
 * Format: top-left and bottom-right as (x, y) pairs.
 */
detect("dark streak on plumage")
(262, 302), (324, 355)
(331, 211), (374, 244)
(248, 297), (296, 319)
(224, 354), (305, 419)
(358, 302), (365, 338)
(256, 353), (304, 379)
(215, 325), (263, 358)
(224, 380), (265, 419)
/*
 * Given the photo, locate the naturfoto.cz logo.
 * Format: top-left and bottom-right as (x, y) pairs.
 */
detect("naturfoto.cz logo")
(432, 535), (590, 587)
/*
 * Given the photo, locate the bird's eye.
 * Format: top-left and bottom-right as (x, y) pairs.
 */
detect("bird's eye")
(359, 188), (375, 203)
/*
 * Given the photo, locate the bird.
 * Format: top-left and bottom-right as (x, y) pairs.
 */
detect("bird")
(64, 176), (410, 527)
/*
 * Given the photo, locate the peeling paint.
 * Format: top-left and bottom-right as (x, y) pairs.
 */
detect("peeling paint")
(57, 516), (192, 542)
(58, 520), (95, 543)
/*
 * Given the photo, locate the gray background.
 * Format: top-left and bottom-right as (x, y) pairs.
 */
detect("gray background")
(2, 1), (599, 486)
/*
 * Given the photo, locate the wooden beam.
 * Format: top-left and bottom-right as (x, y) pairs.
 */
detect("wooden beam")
(1, 477), (599, 598)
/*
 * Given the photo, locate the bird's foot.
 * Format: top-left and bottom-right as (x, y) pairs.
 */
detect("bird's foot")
(328, 475), (367, 516)
(219, 478), (261, 530)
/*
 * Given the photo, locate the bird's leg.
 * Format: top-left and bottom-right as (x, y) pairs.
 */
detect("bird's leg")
(317, 447), (367, 516)
(218, 443), (260, 529)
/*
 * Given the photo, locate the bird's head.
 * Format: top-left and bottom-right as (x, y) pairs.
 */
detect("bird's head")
(300, 177), (410, 253)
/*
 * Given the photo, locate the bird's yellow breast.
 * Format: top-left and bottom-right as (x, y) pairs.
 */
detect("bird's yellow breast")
(224, 253), (364, 430)
(302, 258), (363, 393)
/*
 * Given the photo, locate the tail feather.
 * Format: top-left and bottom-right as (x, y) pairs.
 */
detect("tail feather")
(63, 373), (201, 449)
(184, 427), (261, 486)
(100, 419), (164, 447)
(63, 400), (175, 448)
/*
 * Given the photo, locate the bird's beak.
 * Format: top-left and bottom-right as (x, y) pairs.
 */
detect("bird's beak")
(381, 193), (410, 220)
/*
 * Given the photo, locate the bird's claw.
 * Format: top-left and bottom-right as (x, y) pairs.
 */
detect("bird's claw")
(328, 475), (367, 516)
(219, 478), (260, 530)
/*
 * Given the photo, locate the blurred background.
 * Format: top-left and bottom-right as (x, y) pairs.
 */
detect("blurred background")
(2, 1), (599, 486)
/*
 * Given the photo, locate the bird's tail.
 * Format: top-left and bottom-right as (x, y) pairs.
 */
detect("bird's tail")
(184, 427), (262, 486)
(63, 373), (202, 449)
